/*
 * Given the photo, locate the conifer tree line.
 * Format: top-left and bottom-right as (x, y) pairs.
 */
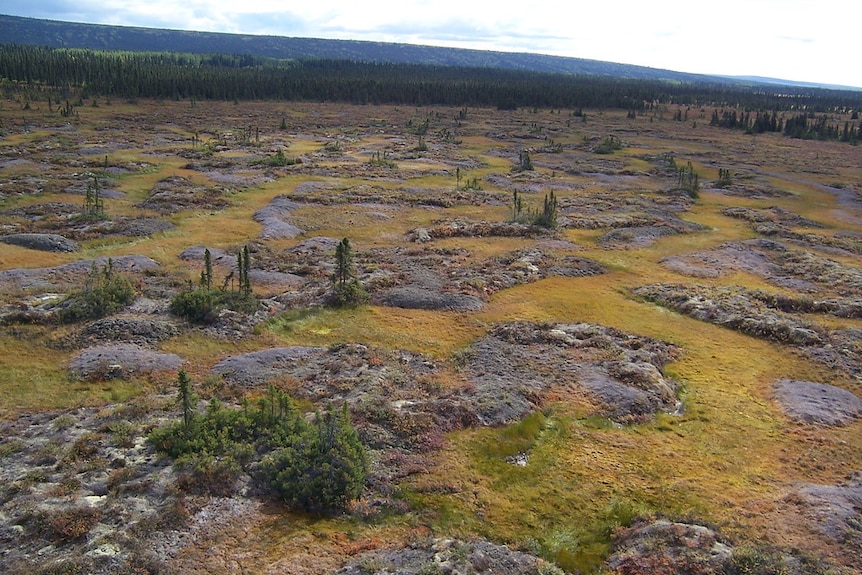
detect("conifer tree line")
(2, 43), (861, 113)
(710, 107), (861, 143)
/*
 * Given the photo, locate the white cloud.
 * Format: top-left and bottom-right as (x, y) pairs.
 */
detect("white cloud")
(3, 0), (861, 87)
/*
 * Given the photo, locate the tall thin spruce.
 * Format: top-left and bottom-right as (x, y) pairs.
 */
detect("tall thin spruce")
(177, 370), (195, 432)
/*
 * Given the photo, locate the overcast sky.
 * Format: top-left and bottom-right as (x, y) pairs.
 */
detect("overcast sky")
(2, 1), (860, 88)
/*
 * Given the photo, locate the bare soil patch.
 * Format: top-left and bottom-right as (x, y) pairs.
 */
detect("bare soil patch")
(773, 380), (862, 426)
(138, 175), (232, 213)
(0, 232), (79, 252)
(69, 343), (183, 380)
(0, 255), (159, 292)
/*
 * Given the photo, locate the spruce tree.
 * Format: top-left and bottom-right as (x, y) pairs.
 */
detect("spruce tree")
(177, 370), (196, 432)
(201, 249), (213, 289)
(233, 245), (252, 296)
(334, 238), (353, 290)
(331, 238), (367, 307)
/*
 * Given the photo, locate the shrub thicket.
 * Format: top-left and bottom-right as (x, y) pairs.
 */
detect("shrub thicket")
(510, 191), (558, 229)
(56, 259), (135, 323)
(675, 161), (700, 198)
(149, 382), (367, 511)
(262, 404), (368, 511)
(594, 135), (623, 154)
(169, 287), (256, 324)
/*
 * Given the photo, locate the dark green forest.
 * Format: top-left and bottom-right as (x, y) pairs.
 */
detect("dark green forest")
(709, 107), (862, 143)
(3, 43), (862, 116)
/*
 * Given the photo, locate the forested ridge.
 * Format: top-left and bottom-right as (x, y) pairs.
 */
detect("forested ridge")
(0, 14), (753, 82)
(2, 43), (862, 114)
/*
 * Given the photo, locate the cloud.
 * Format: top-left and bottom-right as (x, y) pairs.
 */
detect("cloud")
(777, 36), (816, 44)
(3, 0), (861, 86)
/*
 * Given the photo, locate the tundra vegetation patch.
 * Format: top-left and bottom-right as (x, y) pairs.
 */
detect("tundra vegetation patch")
(1, 100), (861, 574)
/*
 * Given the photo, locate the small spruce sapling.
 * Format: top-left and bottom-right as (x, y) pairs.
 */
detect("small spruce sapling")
(331, 238), (368, 307)
(177, 370), (197, 432)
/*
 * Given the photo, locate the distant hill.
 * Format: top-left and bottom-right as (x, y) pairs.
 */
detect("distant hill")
(724, 75), (861, 92)
(0, 14), (722, 84)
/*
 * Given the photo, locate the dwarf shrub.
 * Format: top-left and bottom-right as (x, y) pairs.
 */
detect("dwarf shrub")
(149, 382), (367, 511)
(56, 260), (134, 323)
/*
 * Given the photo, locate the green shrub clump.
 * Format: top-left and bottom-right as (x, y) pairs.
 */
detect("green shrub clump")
(262, 404), (368, 510)
(594, 135), (622, 154)
(169, 287), (257, 324)
(149, 384), (367, 511)
(56, 260), (135, 323)
(169, 246), (257, 323)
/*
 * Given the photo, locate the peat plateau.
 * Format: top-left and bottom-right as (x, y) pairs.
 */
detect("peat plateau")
(1, 99), (861, 574)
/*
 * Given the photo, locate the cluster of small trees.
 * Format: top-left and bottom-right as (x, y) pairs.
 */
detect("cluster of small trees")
(454, 168), (481, 189)
(594, 135), (622, 154)
(710, 108), (861, 144)
(783, 113), (861, 143)
(169, 247), (257, 323)
(79, 174), (106, 220)
(676, 161), (700, 198)
(710, 108), (783, 134)
(169, 239), (368, 319)
(149, 376), (368, 511)
(257, 148), (301, 167)
(368, 150), (396, 168)
(513, 150), (534, 172)
(510, 190), (559, 229)
(716, 168), (733, 188)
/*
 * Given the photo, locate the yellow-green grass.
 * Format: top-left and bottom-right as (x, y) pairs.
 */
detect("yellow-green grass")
(0, 328), (141, 417)
(410, 274), (862, 565)
(3, 99), (862, 570)
(264, 305), (482, 360)
(0, 243), (70, 273)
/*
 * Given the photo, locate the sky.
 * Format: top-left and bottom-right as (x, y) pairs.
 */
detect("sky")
(2, 0), (860, 88)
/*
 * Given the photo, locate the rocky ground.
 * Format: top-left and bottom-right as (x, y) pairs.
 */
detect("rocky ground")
(1, 101), (861, 574)
(0, 319), (686, 573)
(633, 283), (862, 381)
(660, 238), (862, 294)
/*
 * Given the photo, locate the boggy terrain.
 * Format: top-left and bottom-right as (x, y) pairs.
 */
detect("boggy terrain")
(0, 99), (861, 574)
